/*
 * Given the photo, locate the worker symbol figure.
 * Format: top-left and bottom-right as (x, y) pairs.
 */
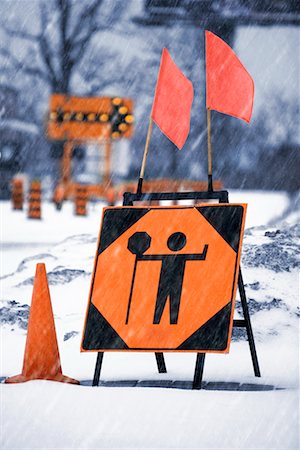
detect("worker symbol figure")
(127, 232), (208, 325)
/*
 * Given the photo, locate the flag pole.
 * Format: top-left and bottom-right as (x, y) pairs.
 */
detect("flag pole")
(137, 117), (153, 194)
(207, 108), (213, 192)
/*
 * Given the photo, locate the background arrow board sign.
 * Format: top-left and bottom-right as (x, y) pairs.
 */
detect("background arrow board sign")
(81, 204), (247, 352)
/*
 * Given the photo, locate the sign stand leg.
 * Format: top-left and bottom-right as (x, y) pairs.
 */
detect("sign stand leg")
(191, 266), (261, 389)
(93, 352), (104, 386)
(238, 270), (261, 377)
(192, 353), (206, 389)
(155, 352), (167, 373)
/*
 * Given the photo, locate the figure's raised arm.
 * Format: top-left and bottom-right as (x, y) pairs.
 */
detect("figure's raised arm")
(137, 254), (164, 261)
(185, 244), (208, 260)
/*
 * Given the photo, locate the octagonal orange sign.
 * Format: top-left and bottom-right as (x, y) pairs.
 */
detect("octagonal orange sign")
(81, 204), (246, 353)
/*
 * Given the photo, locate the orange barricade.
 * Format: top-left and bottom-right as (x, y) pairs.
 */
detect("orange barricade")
(75, 184), (88, 216)
(28, 180), (42, 219)
(11, 178), (24, 210)
(53, 183), (65, 211)
(106, 187), (115, 206)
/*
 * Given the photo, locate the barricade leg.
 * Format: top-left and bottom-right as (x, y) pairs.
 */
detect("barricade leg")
(192, 353), (206, 390)
(238, 270), (261, 377)
(93, 352), (104, 386)
(155, 352), (167, 373)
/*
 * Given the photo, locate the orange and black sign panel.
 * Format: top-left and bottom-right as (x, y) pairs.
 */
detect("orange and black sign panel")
(81, 204), (246, 353)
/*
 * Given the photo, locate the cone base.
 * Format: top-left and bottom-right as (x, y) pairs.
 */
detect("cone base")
(5, 373), (80, 385)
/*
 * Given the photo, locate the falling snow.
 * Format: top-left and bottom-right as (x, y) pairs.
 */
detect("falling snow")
(0, 1), (299, 449)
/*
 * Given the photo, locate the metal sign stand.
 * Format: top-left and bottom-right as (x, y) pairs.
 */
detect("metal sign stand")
(92, 189), (260, 389)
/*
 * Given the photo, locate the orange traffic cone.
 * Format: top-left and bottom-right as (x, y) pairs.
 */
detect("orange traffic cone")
(5, 263), (79, 384)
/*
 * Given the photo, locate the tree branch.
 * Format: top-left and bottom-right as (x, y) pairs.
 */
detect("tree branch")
(0, 47), (50, 82)
(58, 0), (73, 89)
(68, 0), (103, 44)
(0, 23), (39, 43)
(68, 25), (100, 67)
(38, 2), (59, 89)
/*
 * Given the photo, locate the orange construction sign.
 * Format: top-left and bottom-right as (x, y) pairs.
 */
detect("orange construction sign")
(81, 204), (246, 352)
(47, 94), (134, 141)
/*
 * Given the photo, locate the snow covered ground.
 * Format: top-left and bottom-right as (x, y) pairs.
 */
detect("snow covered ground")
(1, 190), (299, 449)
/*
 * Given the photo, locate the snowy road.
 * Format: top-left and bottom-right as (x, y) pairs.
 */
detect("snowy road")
(1, 192), (299, 449)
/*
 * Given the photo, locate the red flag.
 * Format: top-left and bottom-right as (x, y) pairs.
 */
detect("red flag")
(151, 48), (194, 149)
(206, 31), (254, 123)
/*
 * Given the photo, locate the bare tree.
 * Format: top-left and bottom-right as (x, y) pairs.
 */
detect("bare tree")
(0, 0), (125, 95)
